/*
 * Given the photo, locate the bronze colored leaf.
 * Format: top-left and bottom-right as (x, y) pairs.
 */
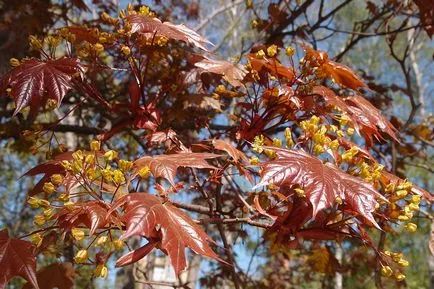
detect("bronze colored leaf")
(0, 57), (83, 115)
(133, 152), (220, 186)
(253, 148), (385, 228)
(194, 58), (246, 87)
(127, 15), (212, 51)
(113, 193), (221, 275)
(0, 230), (39, 289)
(23, 263), (75, 289)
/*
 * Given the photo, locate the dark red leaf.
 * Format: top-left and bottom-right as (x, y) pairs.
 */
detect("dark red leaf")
(133, 152), (220, 186)
(194, 57), (246, 87)
(212, 139), (248, 163)
(23, 263), (75, 289)
(55, 200), (121, 235)
(0, 229), (39, 289)
(112, 193), (221, 275)
(127, 15), (212, 51)
(116, 240), (158, 267)
(253, 148), (385, 228)
(0, 57), (83, 115)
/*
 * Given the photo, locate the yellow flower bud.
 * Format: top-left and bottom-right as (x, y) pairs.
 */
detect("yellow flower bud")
(86, 168), (97, 180)
(30, 233), (43, 247)
(9, 58), (20, 67)
(96, 235), (109, 246)
(93, 43), (104, 54)
(398, 259), (409, 267)
(101, 168), (113, 183)
(50, 174), (64, 186)
(391, 252), (403, 262)
(295, 188), (306, 198)
(408, 203), (419, 211)
(264, 149), (276, 159)
(249, 157), (259, 165)
(90, 140), (101, 151)
(252, 135), (265, 153)
(394, 273), (406, 282)
(61, 160), (72, 170)
(113, 239), (124, 251)
(71, 228), (85, 241)
(72, 150), (84, 161)
(72, 160), (83, 174)
(34, 214), (46, 226)
(381, 265), (393, 277)
(85, 154), (95, 164)
(285, 46), (295, 57)
(255, 49), (266, 59)
(266, 45), (278, 57)
(104, 150), (118, 161)
(57, 193), (69, 202)
(39, 199), (51, 208)
(43, 208), (54, 218)
(411, 195), (421, 204)
(313, 144), (325, 155)
(138, 166), (151, 179)
(347, 127), (355, 136)
(405, 223), (417, 232)
(94, 264), (108, 278)
(328, 139), (339, 150)
(118, 160), (133, 172)
(74, 249), (88, 263)
(398, 215), (409, 221)
(121, 45), (131, 56)
(113, 170), (125, 184)
(27, 197), (40, 209)
(43, 182), (56, 194)
(395, 190), (408, 198)
(335, 197), (343, 205)
(272, 138), (282, 147)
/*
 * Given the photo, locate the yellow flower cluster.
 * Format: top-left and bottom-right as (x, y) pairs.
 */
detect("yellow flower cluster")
(381, 250), (410, 281)
(386, 180), (419, 223)
(357, 162), (383, 182)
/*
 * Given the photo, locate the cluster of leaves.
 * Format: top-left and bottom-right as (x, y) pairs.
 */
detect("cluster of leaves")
(0, 2), (432, 289)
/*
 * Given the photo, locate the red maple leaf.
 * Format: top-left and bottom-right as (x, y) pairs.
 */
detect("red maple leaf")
(194, 57), (246, 87)
(248, 54), (295, 81)
(133, 152), (220, 186)
(312, 86), (398, 144)
(127, 15), (212, 51)
(112, 193), (221, 275)
(55, 200), (121, 235)
(0, 230), (39, 289)
(253, 148), (385, 228)
(0, 57), (83, 115)
(24, 152), (73, 197)
(23, 262), (75, 289)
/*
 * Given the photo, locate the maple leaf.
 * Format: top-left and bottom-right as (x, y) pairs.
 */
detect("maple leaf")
(322, 61), (366, 90)
(24, 152), (73, 197)
(0, 57), (83, 115)
(194, 57), (246, 87)
(133, 152), (220, 186)
(212, 139), (248, 163)
(248, 54), (295, 81)
(112, 193), (221, 274)
(55, 201), (121, 235)
(127, 15), (212, 51)
(116, 240), (158, 267)
(23, 263), (75, 289)
(312, 86), (398, 144)
(0, 230), (39, 289)
(253, 148), (385, 228)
